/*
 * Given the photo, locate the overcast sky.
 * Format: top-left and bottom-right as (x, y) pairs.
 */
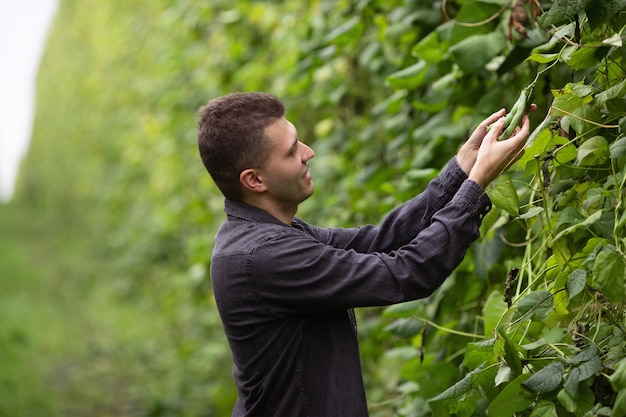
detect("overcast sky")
(0, 0), (58, 202)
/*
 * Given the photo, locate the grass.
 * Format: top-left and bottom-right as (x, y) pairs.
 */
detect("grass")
(0, 204), (183, 417)
(0, 204), (68, 415)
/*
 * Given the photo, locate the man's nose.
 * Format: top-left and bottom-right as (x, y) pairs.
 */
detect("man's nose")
(303, 143), (315, 161)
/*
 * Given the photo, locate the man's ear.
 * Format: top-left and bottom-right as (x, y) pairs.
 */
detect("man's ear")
(240, 168), (267, 193)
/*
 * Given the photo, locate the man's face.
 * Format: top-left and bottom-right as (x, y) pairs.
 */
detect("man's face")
(258, 117), (315, 208)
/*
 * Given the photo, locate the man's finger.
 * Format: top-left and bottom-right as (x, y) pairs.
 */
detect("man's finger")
(487, 117), (506, 140)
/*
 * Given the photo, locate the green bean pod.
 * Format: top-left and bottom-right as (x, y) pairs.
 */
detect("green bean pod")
(499, 89), (527, 140)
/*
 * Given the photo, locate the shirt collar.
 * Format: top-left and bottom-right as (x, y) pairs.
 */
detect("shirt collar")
(223, 199), (288, 226)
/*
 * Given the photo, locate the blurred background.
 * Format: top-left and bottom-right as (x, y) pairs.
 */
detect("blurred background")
(1, 0), (624, 416)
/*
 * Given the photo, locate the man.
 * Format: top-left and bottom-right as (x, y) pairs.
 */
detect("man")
(197, 92), (533, 416)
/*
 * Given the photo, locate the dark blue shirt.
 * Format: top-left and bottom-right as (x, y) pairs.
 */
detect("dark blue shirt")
(210, 158), (491, 416)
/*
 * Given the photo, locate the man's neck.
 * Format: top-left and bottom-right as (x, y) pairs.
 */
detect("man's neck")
(242, 197), (297, 225)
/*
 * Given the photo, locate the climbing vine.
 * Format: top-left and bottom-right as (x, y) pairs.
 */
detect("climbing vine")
(355, 1), (626, 415)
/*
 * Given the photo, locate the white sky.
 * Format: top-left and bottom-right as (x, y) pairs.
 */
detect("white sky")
(0, 0), (58, 202)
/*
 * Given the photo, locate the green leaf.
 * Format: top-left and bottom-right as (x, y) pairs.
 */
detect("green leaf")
(595, 79), (626, 106)
(549, 178), (576, 197)
(552, 84), (592, 112)
(383, 299), (421, 318)
(568, 83), (598, 98)
(487, 374), (534, 417)
(412, 31), (448, 64)
(464, 338), (496, 370)
(522, 361), (565, 393)
(518, 130), (576, 174)
(583, 187), (605, 210)
(556, 206), (586, 232)
(521, 327), (565, 350)
(518, 206), (545, 220)
(401, 359), (459, 398)
(568, 344), (599, 365)
(562, 104), (603, 137)
(591, 211), (615, 241)
(386, 60), (428, 89)
(515, 290), (554, 322)
(325, 16), (362, 44)
(479, 206), (501, 241)
(526, 53), (560, 64)
(554, 272), (570, 315)
(384, 317), (423, 338)
(429, 367), (477, 402)
(557, 383), (595, 415)
(586, 0), (626, 30)
(538, 0), (594, 27)
(609, 136), (626, 159)
(566, 46), (601, 71)
(552, 239), (572, 270)
(618, 210), (626, 230)
(406, 168), (437, 182)
(488, 175), (519, 217)
(592, 250), (626, 303)
(614, 391), (626, 417)
(609, 359), (626, 391)
(429, 395), (475, 417)
(567, 269), (587, 300)
(564, 353), (602, 397)
(429, 366), (481, 417)
(388, 345), (421, 360)
(576, 136), (610, 167)
(518, 129), (550, 175)
(431, 71), (459, 93)
(448, 32), (506, 73)
(529, 400), (558, 417)
(483, 291), (508, 337)
(603, 33), (624, 47)
(496, 328), (522, 377)
(551, 87), (604, 137)
(495, 363), (511, 386)
(552, 210), (602, 242)
(553, 140), (578, 166)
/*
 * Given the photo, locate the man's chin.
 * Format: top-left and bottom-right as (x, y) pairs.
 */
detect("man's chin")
(300, 186), (314, 203)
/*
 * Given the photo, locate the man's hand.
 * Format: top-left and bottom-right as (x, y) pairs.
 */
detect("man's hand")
(468, 110), (533, 188)
(457, 108), (506, 175)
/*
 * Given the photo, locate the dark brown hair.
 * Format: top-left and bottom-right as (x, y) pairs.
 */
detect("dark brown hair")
(197, 92), (285, 200)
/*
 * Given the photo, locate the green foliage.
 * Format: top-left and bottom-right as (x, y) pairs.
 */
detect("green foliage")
(372, 1), (626, 415)
(5, 0), (626, 415)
